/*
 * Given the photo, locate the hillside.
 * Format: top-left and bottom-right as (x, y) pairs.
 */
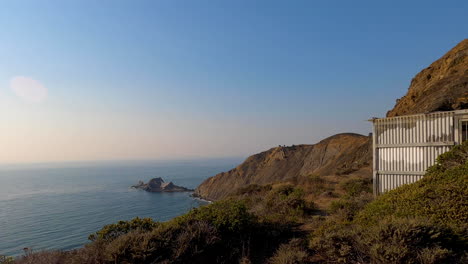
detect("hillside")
(310, 141), (468, 263)
(196, 39), (468, 202)
(9, 39), (468, 264)
(194, 133), (372, 201)
(387, 39), (468, 117)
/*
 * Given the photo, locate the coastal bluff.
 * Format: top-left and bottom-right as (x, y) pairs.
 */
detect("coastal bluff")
(195, 133), (372, 201)
(132, 177), (193, 192)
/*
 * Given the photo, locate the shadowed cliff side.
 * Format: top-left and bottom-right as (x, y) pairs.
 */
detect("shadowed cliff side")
(195, 133), (372, 201)
(387, 39), (468, 117)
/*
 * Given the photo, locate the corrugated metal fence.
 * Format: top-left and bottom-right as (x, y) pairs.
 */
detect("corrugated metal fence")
(372, 111), (456, 194)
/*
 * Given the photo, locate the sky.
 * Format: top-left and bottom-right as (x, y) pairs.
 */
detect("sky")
(0, 0), (467, 164)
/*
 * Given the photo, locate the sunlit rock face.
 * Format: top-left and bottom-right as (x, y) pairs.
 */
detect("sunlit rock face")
(387, 39), (468, 117)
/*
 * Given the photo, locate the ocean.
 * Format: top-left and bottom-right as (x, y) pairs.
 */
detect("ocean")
(0, 158), (241, 256)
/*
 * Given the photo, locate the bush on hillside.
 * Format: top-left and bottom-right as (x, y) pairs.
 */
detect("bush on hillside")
(357, 141), (468, 227)
(95, 200), (256, 263)
(309, 221), (365, 263)
(268, 238), (310, 264)
(236, 184), (315, 224)
(340, 177), (372, 197)
(328, 192), (374, 222)
(88, 217), (159, 242)
(362, 217), (466, 264)
(0, 255), (14, 264)
(101, 220), (222, 263)
(235, 184), (272, 196)
(178, 199), (255, 233)
(310, 217), (467, 264)
(311, 142), (468, 263)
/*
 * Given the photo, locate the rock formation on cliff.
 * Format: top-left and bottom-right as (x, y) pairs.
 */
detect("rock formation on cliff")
(132, 177), (193, 192)
(387, 39), (468, 117)
(195, 133), (372, 201)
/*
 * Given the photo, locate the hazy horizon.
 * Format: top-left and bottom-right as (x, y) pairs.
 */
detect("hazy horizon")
(0, 156), (245, 168)
(1, 0), (467, 164)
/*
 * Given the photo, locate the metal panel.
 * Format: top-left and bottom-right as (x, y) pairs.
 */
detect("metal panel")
(372, 111), (457, 195)
(377, 174), (424, 194)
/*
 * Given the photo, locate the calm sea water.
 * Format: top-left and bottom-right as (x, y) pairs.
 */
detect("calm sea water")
(0, 158), (241, 256)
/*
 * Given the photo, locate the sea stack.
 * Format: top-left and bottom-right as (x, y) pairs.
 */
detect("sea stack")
(132, 177), (193, 192)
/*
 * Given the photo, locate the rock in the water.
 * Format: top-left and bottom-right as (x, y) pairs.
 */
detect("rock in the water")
(132, 177), (193, 192)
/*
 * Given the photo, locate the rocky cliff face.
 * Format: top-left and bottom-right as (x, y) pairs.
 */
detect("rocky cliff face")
(387, 39), (468, 117)
(195, 133), (372, 201)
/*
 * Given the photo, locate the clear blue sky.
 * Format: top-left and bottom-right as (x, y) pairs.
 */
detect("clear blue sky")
(0, 0), (467, 163)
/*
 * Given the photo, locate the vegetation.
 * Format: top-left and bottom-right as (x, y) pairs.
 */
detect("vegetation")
(311, 141), (468, 263)
(268, 238), (309, 264)
(0, 256), (14, 264)
(310, 217), (467, 263)
(357, 141), (468, 227)
(13, 142), (468, 263)
(88, 217), (159, 241)
(340, 177), (372, 197)
(233, 184), (316, 225)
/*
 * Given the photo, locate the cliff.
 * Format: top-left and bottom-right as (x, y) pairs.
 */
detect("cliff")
(195, 133), (372, 201)
(387, 39), (468, 117)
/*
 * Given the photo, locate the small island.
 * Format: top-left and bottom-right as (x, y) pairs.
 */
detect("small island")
(131, 177), (193, 192)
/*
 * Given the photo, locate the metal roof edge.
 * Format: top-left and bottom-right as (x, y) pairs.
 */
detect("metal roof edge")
(369, 109), (468, 122)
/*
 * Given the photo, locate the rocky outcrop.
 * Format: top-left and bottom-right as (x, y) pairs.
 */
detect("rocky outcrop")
(387, 39), (468, 117)
(132, 177), (193, 192)
(195, 133), (372, 201)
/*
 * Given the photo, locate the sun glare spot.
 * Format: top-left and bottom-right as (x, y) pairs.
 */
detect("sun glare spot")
(10, 76), (48, 103)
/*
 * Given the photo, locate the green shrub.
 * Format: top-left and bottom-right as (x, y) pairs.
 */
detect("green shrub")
(269, 238), (309, 264)
(310, 217), (467, 264)
(307, 174), (325, 184)
(235, 184), (272, 196)
(427, 140), (468, 173)
(179, 199), (254, 233)
(328, 192), (373, 222)
(232, 183), (315, 225)
(0, 256), (14, 264)
(310, 223), (366, 263)
(340, 177), (372, 197)
(261, 185), (315, 223)
(362, 217), (466, 264)
(88, 217), (159, 241)
(94, 201), (255, 263)
(357, 155), (468, 227)
(357, 141), (468, 227)
(311, 142), (468, 263)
